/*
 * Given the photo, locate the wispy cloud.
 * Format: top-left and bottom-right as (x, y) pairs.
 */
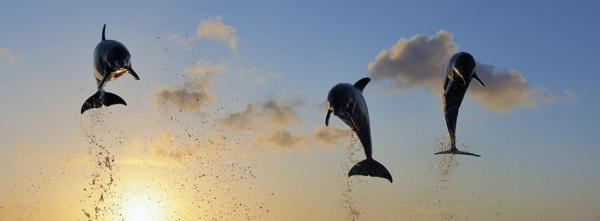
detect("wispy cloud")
(253, 126), (352, 150)
(0, 48), (18, 63)
(221, 99), (302, 130)
(221, 98), (351, 149)
(168, 16), (239, 51)
(197, 16), (238, 50)
(156, 59), (226, 112)
(368, 30), (573, 112)
(312, 125), (352, 147)
(254, 129), (305, 149)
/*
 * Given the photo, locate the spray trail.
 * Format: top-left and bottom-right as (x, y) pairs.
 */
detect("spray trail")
(339, 134), (363, 221)
(80, 110), (125, 220)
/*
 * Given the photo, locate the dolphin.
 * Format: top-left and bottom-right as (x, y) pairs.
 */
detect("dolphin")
(435, 52), (485, 157)
(326, 77), (393, 182)
(81, 24), (140, 114)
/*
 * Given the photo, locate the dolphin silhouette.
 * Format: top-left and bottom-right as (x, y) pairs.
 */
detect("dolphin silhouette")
(81, 24), (140, 114)
(326, 77), (393, 182)
(435, 52), (485, 157)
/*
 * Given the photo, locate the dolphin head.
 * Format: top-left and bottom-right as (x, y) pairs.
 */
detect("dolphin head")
(327, 83), (356, 118)
(104, 42), (132, 77)
(451, 52), (477, 84)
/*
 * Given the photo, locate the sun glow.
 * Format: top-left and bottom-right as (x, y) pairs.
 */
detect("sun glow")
(121, 185), (170, 221)
(126, 204), (152, 221)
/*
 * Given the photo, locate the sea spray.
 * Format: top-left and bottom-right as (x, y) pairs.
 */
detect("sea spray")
(152, 112), (272, 220)
(434, 136), (459, 178)
(80, 109), (125, 220)
(339, 134), (363, 221)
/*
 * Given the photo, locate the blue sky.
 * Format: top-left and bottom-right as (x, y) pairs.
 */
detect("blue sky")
(1, 1), (599, 220)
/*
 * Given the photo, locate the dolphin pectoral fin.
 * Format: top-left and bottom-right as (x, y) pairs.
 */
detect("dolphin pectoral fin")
(473, 73), (485, 87)
(353, 77), (371, 92)
(348, 158), (393, 183)
(325, 109), (332, 126)
(127, 67), (140, 80)
(434, 148), (480, 157)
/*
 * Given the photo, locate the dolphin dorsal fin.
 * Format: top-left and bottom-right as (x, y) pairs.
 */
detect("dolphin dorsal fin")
(102, 24), (106, 41)
(353, 77), (371, 92)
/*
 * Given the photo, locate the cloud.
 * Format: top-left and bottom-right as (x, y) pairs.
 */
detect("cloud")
(312, 125), (352, 146)
(255, 129), (305, 149)
(368, 30), (573, 112)
(167, 17), (238, 51)
(368, 30), (456, 94)
(221, 99), (302, 129)
(156, 78), (214, 112)
(221, 98), (351, 149)
(254, 126), (351, 149)
(468, 64), (535, 111)
(156, 59), (226, 112)
(197, 16), (238, 50)
(0, 48), (18, 63)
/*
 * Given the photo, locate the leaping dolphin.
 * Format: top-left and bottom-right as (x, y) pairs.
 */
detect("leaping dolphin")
(435, 52), (485, 157)
(81, 24), (140, 114)
(326, 77), (393, 183)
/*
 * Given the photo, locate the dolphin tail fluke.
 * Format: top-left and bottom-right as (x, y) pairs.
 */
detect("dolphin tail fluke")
(102, 92), (127, 106)
(81, 92), (103, 114)
(348, 158), (393, 183)
(434, 148), (480, 157)
(81, 91), (127, 114)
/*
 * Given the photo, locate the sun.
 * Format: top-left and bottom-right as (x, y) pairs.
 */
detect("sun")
(127, 204), (151, 221)
(121, 187), (168, 221)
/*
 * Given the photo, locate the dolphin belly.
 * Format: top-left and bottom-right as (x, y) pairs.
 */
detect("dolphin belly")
(356, 94), (372, 157)
(443, 84), (468, 148)
(443, 95), (459, 144)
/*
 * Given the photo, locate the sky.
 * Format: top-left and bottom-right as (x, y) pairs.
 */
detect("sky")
(1, 0), (599, 220)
